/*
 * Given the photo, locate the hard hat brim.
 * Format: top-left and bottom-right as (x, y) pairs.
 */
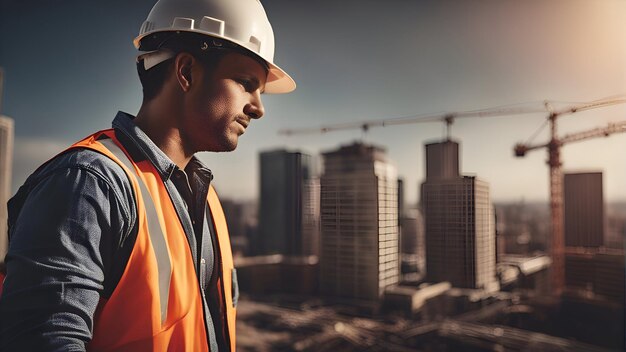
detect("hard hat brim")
(265, 63), (296, 94)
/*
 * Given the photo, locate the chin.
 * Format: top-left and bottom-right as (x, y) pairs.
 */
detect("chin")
(208, 139), (238, 153)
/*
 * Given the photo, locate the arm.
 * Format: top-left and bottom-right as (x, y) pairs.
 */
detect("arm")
(0, 161), (132, 351)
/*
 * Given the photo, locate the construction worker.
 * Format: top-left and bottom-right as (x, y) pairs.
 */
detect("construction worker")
(0, 0), (295, 350)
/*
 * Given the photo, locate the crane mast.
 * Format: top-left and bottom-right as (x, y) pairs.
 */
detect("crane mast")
(515, 115), (626, 295)
(547, 112), (565, 295)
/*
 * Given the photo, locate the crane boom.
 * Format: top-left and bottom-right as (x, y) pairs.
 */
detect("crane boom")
(560, 121), (626, 145)
(514, 120), (626, 156)
(278, 106), (546, 136)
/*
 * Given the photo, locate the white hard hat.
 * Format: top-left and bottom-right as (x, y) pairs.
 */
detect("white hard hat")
(134, 0), (295, 94)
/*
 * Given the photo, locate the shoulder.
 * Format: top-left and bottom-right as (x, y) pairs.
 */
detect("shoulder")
(24, 146), (135, 205)
(33, 146), (129, 183)
(11, 146), (138, 237)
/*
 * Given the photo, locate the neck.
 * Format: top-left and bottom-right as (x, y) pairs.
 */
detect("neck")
(134, 100), (193, 170)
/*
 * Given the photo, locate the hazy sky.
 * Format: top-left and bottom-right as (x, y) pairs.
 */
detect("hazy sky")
(1, 0), (625, 204)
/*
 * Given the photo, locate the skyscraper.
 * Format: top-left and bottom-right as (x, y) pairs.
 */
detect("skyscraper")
(421, 140), (498, 290)
(563, 172), (604, 248)
(258, 149), (319, 256)
(0, 116), (13, 266)
(319, 142), (399, 301)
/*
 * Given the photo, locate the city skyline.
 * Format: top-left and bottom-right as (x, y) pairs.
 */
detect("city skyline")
(1, 0), (625, 204)
(231, 139), (624, 350)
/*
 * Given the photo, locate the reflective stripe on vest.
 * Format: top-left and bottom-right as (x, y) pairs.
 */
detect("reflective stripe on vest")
(99, 138), (172, 324)
(64, 129), (237, 351)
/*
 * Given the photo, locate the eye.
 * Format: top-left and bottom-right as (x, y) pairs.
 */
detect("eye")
(237, 78), (254, 92)
(236, 76), (262, 93)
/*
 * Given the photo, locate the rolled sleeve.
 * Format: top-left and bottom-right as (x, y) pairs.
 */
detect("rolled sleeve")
(0, 162), (131, 351)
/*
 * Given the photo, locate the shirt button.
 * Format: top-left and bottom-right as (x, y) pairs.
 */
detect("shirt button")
(201, 258), (206, 264)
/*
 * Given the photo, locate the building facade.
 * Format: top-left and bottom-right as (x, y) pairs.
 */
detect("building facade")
(320, 143), (399, 301)
(421, 140), (498, 290)
(563, 172), (604, 248)
(564, 248), (624, 303)
(258, 149), (319, 256)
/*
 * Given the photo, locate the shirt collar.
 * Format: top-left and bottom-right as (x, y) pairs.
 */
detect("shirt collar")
(112, 111), (213, 183)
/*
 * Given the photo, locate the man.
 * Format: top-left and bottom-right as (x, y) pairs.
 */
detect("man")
(0, 0), (295, 350)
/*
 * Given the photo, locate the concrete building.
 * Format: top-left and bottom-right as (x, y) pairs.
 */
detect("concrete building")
(564, 247), (624, 304)
(384, 281), (451, 315)
(258, 149), (319, 256)
(235, 255), (319, 295)
(497, 254), (551, 294)
(564, 172), (604, 248)
(320, 142), (399, 301)
(0, 116), (13, 267)
(421, 140), (498, 291)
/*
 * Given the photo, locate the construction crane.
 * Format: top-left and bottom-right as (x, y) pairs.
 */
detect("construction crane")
(513, 98), (626, 295)
(278, 96), (626, 296)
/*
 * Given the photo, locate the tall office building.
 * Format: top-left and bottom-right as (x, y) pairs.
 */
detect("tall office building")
(320, 142), (399, 301)
(0, 116), (13, 266)
(421, 140), (498, 290)
(258, 149), (319, 256)
(564, 172), (604, 248)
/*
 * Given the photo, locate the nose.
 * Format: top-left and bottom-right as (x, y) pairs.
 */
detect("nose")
(244, 90), (265, 120)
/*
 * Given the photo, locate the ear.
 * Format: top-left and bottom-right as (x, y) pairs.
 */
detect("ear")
(174, 52), (195, 92)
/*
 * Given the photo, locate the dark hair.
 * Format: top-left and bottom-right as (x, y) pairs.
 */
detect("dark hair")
(136, 32), (228, 102)
(137, 58), (174, 102)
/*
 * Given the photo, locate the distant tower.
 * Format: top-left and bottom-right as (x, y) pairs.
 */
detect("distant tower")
(258, 149), (319, 256)
(401, 209), (425, 254)
(320, 142), (399, 301)
(0, 116), (13, 266)
(400, 208), (426, 274)
(421, 140), (498, 290)
(563, 172), (604, 248)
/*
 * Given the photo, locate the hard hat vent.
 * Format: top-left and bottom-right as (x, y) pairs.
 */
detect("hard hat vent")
(249, 36), (261, 53)
(141, 21), (156, 34)
(199, 16), (225, 36)
(172, 17), (194, 30)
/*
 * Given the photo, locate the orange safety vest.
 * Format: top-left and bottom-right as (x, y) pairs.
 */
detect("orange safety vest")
(67, 129), (237, 351)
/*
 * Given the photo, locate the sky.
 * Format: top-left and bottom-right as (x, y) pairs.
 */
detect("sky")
(1, 0), (625, 204)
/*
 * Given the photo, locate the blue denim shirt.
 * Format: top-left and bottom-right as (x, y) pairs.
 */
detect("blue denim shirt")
(0, 112), (225, 351)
